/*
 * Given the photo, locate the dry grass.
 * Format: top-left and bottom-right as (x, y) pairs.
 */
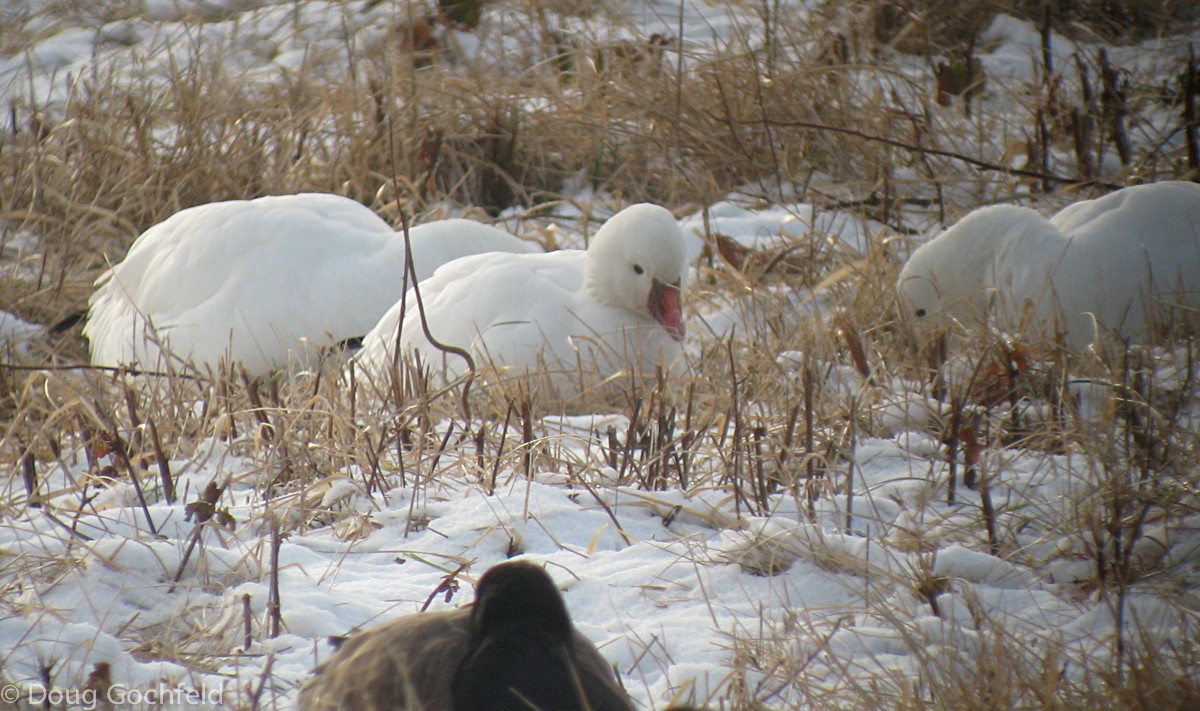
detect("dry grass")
(2, 0), (1199, 709)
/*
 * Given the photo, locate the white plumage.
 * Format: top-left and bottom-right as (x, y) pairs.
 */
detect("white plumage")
(896, 181), (1200, 350)
(353, 203), (688, 399)
(84, 193), (536, 375)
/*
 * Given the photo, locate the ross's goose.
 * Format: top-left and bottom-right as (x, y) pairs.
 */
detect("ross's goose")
(896, 181), (1200, 350)
(83, 193), (536, 375)
(296, 560), (636, 711)
(353, 203), (688, 399)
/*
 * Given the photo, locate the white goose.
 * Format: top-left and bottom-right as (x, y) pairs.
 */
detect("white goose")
(353, 203), (688, 399)
(84, 193), (536, 375)
(896, 181), (1200, 350)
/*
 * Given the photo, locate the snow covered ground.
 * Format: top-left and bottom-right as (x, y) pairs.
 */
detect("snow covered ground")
(1, 1), (1198, 709)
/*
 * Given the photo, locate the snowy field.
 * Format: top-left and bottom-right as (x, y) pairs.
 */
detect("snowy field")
(1, 1), (1199, 709)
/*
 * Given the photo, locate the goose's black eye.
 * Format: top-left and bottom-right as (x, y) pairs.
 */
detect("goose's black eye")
(915, 308), (927, 318)
(633, 264), (644, 275)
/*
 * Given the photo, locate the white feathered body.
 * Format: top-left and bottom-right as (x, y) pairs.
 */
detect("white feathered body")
(354, 203), (688, 400)
(357, 251), (681, 390)
(897, 181), (1200, 349)
(84, 193), (535, 374)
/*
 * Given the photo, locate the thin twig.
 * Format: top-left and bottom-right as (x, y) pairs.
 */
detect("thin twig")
(2, 361), (206, 380)
(385, 116), (477, 417)
(1186, 43), (1198, 175)
(713, 115), (1124, 190)
(148, 419), (174, 505)
(268, 518), (283, 638)
(577, 472), (634, 547)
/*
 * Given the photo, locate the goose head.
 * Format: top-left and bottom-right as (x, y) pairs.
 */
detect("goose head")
(897, 204), (1044, 332)
(467, 560), (572, 645)
(584, 203), (688, 341)
(452, 560), (635, 711)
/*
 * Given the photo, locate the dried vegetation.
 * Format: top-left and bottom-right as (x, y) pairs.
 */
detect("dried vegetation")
(1, 0), (1199, 708)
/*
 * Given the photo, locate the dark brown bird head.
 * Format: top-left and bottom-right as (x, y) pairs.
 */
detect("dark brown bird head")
(454, 560), (634, 711)
(469, 560), (573, 645)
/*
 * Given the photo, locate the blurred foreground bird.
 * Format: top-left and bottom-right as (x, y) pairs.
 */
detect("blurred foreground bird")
(297, 560), (636, 711)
